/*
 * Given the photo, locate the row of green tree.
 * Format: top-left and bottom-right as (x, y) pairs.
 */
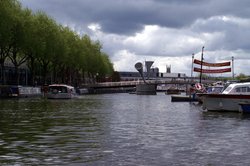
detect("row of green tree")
(0, 0), (114, 86)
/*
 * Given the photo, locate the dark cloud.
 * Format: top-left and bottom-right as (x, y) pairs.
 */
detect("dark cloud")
(20, 0), (250, 35)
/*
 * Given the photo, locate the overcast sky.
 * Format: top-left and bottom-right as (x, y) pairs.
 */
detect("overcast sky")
(20, 0), (250, 76)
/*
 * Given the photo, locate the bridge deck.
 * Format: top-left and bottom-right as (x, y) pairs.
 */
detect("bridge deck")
(85, 79), (214, 89)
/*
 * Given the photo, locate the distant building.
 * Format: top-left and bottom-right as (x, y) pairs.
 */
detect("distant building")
(0, 59), (29, 85)
(118, 66), (186, 81)
(166, 65), (171, 73)
(118, 71), (141, 81)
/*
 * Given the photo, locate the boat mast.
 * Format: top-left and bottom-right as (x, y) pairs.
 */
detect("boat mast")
(191, 53), (194, 79)
(199, 46), (204, 84)
(232, 56), (234, 79)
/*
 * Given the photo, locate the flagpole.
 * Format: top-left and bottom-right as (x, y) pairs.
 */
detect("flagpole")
(191, 53), (194, 78)
(199, 46), (204, 84)
(232, 56), (234, 79)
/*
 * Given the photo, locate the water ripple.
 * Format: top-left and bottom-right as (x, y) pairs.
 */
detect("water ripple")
(0, 94), (250, 165)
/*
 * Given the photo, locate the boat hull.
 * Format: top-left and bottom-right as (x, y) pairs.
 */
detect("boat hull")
(166, 89), (181, 95)
(200, 94), (250, 112)
(171, 95), (198, 102)
(239, 103), (250, 113)
(0, 86), (42, 98)
(46, 93), (75, 99)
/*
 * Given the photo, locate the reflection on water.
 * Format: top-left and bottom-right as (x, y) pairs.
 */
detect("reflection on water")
(0, 93), (250, 165)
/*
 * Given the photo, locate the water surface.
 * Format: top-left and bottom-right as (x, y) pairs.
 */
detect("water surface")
(0, 93), (250, 165)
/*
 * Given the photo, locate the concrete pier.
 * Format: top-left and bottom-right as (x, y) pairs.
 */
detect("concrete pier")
(136, 84), (156, 95)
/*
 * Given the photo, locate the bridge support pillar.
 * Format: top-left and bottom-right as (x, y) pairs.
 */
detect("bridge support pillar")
(136, 84), (156, 95)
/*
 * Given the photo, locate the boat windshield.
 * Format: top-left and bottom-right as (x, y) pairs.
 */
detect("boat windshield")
(222, 86), (232, 94)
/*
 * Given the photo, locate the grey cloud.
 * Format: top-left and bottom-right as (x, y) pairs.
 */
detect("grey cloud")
(20, 0), (250, 35)
(191, 16), (250, 52)
(19, 0), (250, 74)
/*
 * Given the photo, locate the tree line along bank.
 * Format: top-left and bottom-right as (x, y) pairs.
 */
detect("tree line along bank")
(0, 0), (114, 86)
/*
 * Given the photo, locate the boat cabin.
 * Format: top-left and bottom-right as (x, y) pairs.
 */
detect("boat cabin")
(222, 82), (250, 94)
(47, 84), (76, 99)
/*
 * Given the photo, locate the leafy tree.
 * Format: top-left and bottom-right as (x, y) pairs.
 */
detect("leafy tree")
(236, 73), (248, 80)
(0, 0), (20, 84)
(98, 53), (114, 78)
(0, 0), (114, 86)
(8, 8), (33, 84)
(34, 12), (59, 84)
(49, 25), (68, 84)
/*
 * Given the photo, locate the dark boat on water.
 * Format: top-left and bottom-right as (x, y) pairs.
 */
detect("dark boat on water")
(165, 87), (181, 95)
(171, 95), (198, 102)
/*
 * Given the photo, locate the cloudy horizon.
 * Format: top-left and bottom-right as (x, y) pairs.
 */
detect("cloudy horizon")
(19, 0), (250, 77)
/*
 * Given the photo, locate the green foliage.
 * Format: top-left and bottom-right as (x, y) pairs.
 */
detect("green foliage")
(0, 0), (114, 85)
(236, 73), (249, 80)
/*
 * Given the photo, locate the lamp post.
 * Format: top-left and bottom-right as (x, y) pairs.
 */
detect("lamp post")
(199, 46), (204, 84)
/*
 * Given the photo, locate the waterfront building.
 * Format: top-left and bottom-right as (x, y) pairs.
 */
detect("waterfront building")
(0, 59), (30, 85)
(118, 67), (186, 81)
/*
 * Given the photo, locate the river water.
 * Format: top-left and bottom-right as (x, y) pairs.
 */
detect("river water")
(0, 93), (250, 165)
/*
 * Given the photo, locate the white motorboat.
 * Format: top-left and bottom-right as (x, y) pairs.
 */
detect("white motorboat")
(198, 82), (250, 112)
(46, 84), (76, 99)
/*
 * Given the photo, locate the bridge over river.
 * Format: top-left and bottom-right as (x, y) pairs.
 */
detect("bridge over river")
(84, 78), (215, 89)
